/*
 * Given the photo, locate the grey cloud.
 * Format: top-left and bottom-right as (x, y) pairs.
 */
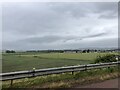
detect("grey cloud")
(94, 2), (118, 19)
(93, 2), (118, 13)
(3, 37), (117, 50)
(48, 3), (89, 18)
(59, 38), (118, 49)
(82, 32), (107, 39)
(5, 32), (108, 45)
(63, 32), (108, 42)
(17, 35), (76, 44)
(3, 2), (118, 35)
(21, 35), (62, 44)
(2, 2), (118, 50)
(2, 3), (67, 35)
(99, 14), (117, 19)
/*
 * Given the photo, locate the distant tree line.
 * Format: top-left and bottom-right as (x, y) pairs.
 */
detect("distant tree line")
(4, 49), (119, 53)
(6, 50), (16, 53)
(26, 49), (119, 53)
(26, 50), (64, 53)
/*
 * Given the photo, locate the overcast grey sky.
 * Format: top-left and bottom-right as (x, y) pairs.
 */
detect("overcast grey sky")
(2, 2), (118, 50)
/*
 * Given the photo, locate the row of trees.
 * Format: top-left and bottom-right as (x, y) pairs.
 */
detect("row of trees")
(5, 49), (119, 53)
(26, 49), (113, 53)
(5, 50), (16, 53)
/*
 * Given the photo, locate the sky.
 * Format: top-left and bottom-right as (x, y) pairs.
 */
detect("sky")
(2, 2), (118, 50)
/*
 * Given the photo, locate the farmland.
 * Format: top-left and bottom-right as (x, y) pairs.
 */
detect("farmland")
(2, 52), (117, 73)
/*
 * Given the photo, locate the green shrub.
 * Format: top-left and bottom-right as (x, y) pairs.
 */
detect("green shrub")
(94, 54), (118, 63)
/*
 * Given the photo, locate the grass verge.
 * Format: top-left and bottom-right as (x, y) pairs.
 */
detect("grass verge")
(2, 66), (119, 89)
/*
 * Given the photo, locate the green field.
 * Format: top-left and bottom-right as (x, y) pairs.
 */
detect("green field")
(2, 52), (117, 73)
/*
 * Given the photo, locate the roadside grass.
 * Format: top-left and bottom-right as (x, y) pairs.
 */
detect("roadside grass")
(2, 66), (119, 89)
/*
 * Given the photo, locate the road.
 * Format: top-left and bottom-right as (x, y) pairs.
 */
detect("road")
(76, 78), (119, 88)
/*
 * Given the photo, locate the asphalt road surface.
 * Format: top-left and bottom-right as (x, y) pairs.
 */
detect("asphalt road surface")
(76, 78), (119, 88)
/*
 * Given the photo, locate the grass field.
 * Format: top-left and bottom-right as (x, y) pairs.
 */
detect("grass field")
(2, 52), (117, 73)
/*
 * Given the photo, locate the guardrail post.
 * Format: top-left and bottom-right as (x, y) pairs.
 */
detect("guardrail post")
(72, 71), (74, 75)
(107, 63), (110, 69)
(10, 80), (13, 87)
(85, 65), (87, 71)
(99, 63), (102, 70)
(32, 68), (36, 77)
(10, 74), (15, 87)
(108, 67), (110, 69)
(32, 70), (35, 77)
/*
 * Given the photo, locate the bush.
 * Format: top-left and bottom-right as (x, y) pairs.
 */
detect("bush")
(94, 54), (118, 63)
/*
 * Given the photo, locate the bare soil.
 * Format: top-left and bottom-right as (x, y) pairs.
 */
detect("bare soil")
(76, 78), (119, 88)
